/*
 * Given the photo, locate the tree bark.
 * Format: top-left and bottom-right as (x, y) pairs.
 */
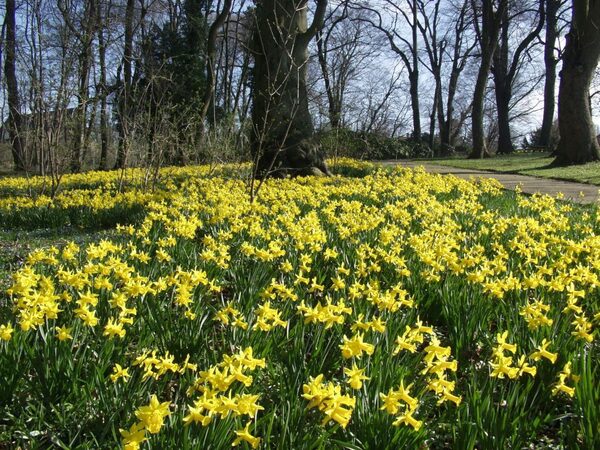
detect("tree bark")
(554, 0), (600, 164)
(4, 0), (25, 171)
(251, 0), (330, 178)
(470, 52), (494, 158)
(442, 51), (463, 152)
(442, 64), (460, 151)
(429, 81), (439, 150)
(537, 0), (560, 148)
(408, 69), (421, 140)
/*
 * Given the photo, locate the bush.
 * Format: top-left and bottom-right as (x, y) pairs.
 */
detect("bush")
(524, 122), (560, 152)
(317, 129), (420, 160)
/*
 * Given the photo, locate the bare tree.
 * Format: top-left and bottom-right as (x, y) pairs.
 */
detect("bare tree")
(4, 0), (25, 171)
(360, 65), (406, 134)
(358, 0), (423, 140)
(58, 0), (98, 172)
(417, 0), (476, 154)
(114, 0), (136, 170)
(469, 0), (508, 158)
(536, 0), (566, 148)
(199, 0), (234, 130)
(97, 0), (114, 170)
(315, 4), (378, 130)
(491, 0), (544, 154)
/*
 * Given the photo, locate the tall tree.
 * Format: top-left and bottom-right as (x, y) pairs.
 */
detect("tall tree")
(251, 0), (331, 177)
(554, 0), (600, 164)
(315, 5), (375, 130)
(4, 0), (25, 171)
(316, 4), (349, 130)
(417, 0), (444, 151)
(58, 0), (98, 172)
(417, 0), (476, 154)
(97, 0), (112, 170)
(115, 0), (136, 169)
(491, 0), (545, 154)
(361, 1), (422, 140)
(199, 0), (233, 129)
(469, 0), (508, 158)
(536, 0), (563, 149)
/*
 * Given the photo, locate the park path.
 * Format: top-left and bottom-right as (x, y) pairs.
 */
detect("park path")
(381, 161), (599, 205)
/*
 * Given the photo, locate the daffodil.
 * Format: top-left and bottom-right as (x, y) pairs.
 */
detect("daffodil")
(55, 325), (72, 341)
(134, 395), (171, 434)
(0, 323), (14, 341)
(529, 339), (557, 364)
(232, 422), (261, 448)
(120, 422), (147, 450)
(110, 364), (131, 383)
(340, 333), (375, 359)
(344, 363), (370, 389)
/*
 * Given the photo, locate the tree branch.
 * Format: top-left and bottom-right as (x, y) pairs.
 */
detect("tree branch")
(298, 0), (328, 46)
(507, 0), (545, 82)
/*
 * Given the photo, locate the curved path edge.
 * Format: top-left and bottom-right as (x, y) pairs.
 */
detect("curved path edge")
(380, 160), (599, 205)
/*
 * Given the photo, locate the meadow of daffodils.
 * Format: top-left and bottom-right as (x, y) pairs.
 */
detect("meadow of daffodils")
(0, 159), (598, 449)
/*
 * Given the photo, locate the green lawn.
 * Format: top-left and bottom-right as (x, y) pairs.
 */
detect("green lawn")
(426, 152), (600, 185)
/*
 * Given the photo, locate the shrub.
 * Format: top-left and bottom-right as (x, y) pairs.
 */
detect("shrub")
(317, 129), (417, 160)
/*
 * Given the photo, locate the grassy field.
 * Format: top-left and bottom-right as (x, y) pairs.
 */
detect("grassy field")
(0, 160), (599, 449)
(426, 152), (600, 185)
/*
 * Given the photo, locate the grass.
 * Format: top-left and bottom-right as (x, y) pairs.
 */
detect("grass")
(424, 152), (600, 185)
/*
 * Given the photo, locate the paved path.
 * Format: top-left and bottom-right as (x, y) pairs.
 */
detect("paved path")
(381, 161), (599, 205)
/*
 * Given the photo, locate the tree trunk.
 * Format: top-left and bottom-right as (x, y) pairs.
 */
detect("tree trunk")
(72, 45), (92, 172)
(98, 1), (110, 170)
(442, 62), (461, 153)
(59, 0), (97, 173)
(469, 0), (506, 159)
(554, 0), (600, 164)
(199, 0), (233, 132)
(4, 0), (25, 171)
(470, 53), (494, 158)
(410, 0), (421, 140)
(492, 10), (514, 154)
(438, 0), (473, 155)
(316, 30), (341, 129)
(252, 0), (330, 178)
(409, 69), (422, 140)
(495, 84), (513, 154)
(538, 0), (560, 148)
(115, 0), (135, 170)
(436, 93), (446, 156)
(429, 81), (439, 151)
